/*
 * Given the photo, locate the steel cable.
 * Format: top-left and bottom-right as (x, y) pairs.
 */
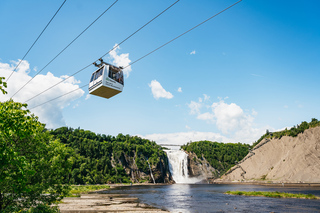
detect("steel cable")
(25, 0), (180, 103)
(10, 0), (119, 99)
(30, 0), (242, 110)
(6, 0), (67, 82)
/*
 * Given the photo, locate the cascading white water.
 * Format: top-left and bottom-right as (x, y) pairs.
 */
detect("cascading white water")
(147, 159), (155, 184)
(165, 150), (201, 184)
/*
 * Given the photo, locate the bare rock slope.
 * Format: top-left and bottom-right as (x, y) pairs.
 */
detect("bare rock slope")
(187, 151), (217, 182)
(220, 126), (320, 183)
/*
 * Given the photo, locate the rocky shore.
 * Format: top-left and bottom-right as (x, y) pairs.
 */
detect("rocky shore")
(58, 193), (169, 213)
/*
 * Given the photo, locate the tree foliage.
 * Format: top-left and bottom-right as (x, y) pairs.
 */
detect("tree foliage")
(0, 100), (73, 212)
(0, 76), (7, 94)
(252, 118), (320, 147)
(181, 141), (250, 176)
(50, 127), (166, 184)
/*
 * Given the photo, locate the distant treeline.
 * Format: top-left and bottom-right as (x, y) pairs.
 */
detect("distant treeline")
(252, 118), (320, 147)
(50, 127), (165, 185)
(181, 141), (250, 175)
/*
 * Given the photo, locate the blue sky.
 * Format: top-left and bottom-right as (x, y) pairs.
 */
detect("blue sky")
(1, 0), (319, 145)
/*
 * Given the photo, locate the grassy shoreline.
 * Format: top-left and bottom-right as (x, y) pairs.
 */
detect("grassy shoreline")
(67, 185), (111, 196)
(225, 190), (319, 199)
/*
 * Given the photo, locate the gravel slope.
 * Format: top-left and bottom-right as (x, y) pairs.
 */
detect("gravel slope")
(220, 126), (320, 183)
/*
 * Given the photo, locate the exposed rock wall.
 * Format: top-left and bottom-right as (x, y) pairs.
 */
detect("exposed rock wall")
(220, 126), (320, 183)
(113, 151), (173, 183)
(186, 151), (218, 182)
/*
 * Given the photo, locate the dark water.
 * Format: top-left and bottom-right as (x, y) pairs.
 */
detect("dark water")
(101, 184), (320, 213)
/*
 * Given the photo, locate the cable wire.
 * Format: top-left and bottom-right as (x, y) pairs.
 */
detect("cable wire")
(6, 0), (67, 82)
(29, 0), (242, 110)
(29, 84), (88, 110)
(125, 0), (242, 69)
(24, 0), (180, 103)
(10, 0), (119, 99)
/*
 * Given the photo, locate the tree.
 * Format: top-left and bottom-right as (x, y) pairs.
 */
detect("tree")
(0, 77), (7, 94)
(0, 99), (73, 212)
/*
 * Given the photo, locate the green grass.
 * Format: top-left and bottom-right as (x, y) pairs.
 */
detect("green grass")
(225, 191), (319, 199)
(67, 185), (110, 197)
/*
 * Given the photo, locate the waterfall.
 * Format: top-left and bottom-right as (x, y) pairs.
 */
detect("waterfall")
(165, 150), (201, 184)
(147, 159), (155, 184)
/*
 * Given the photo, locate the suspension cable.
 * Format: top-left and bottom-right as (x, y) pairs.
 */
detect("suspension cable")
(24, 0), (180, 103)
(10, 0), (119, 99)
(29, 0), (242, 110)
(6, 0), (67, 82)
(125, 0), (242, 69)
(29, 84), (88, 110)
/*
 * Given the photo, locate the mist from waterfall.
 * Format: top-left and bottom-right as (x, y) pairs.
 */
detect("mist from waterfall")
(165, 149), (202, 184)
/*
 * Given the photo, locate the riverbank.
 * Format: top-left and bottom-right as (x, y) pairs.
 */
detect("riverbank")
(58, 193), (169, 213)
(225, 190), (320, 199)
(213, 180), (320, 187)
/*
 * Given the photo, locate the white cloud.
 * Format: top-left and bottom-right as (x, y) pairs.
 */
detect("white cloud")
(178, 87), (182, 92)
(85, 94), (91, 100)
(197, 112), (214, 121)
(188, 101), (202, 115)
(252, 109), (258, 116)
(190, 50), (196, 55)
(148, 80), (173, 100)
(139, 131), (228, 146)
(61, 75), (81, 84)
(109, 44), (132, 77)
(188, 94), (211, 115)
(187, 96), (268, 144)
(212, 100), (250, 134)
(203, 94), (210, 102)
(0, 59), (85, 129)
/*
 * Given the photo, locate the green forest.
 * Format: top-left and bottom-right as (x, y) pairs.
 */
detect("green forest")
(50, 127), (168, 185)
(181, 141), (251, 176)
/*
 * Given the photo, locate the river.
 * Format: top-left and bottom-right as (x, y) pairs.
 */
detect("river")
(101, 184), (320, 212)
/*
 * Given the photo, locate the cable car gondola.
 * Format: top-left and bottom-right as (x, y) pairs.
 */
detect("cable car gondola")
(89, 59), (124, 99)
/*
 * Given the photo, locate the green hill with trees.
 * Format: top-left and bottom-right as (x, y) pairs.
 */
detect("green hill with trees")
(50, 127), (170, 185)
(181, 141), (250, 176)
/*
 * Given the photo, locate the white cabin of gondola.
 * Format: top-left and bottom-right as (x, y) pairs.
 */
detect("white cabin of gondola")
(89, 62), (124, 99)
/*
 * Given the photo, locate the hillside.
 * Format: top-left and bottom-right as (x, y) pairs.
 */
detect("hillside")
(219, 126), (320, 183)
(181, 141), (250, 179)
(50, 127), (172, 184)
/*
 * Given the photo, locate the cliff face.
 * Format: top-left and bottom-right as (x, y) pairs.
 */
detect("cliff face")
(114, 151), (173, 183)
(220, 126), (320, 183)
(186, 151), (218, 182)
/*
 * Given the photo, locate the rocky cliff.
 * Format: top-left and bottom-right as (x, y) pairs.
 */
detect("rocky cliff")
(186, 151), (218, 182)
(219, 126), (320, 183)
(114, 151), (173, 183)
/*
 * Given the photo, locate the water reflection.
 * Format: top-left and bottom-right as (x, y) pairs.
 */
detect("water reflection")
(101, 184), (320, 213)
(166, 184), (193, 213)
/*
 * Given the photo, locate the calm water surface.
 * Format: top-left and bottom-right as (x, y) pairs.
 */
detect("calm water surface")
(101, 184), (320, 213)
